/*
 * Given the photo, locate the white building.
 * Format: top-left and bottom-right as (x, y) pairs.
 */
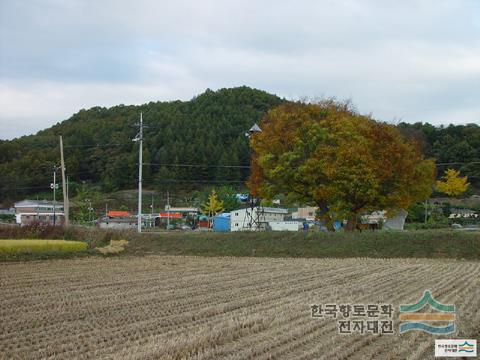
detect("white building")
(268, 221), (303, 231)
(292, 206), (318, 221)
(14, 200), (65, 226)
(230, 207), (288, 231)
(98, 217), (137, 230)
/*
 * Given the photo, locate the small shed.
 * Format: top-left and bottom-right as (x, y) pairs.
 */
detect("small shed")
(198, 215), (210, 229)
(213, 214), (231, 232)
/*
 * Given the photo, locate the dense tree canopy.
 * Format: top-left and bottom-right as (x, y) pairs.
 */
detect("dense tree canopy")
(0, 87), (478, 206)
(397, 122), (480, 190)
(248, 101), (436, 229)
(0, 87), (283, 202)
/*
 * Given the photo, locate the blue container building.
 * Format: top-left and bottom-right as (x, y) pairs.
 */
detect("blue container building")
(213, 213), (231, 232)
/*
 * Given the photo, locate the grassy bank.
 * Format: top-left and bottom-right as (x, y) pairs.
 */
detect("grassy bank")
(1, 225), (479, 260)
(126, 230), (480, 259)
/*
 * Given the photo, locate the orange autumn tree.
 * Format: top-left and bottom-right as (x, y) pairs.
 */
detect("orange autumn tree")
(247, 100), (436, 231)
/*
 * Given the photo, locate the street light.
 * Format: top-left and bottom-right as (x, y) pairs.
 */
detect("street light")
(244, 123), (262, 230)
(245, 123), (262, 138)
(85, 198), (93, 223)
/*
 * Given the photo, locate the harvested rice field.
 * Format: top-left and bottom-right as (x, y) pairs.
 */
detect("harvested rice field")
(1, 256), (479, 359)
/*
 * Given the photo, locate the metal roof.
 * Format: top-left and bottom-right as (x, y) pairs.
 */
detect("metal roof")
(14, 200), (63, 208)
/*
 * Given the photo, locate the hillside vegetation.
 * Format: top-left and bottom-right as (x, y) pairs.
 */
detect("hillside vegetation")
(0, 87), (283, 202)
(0, 87), (479, 204)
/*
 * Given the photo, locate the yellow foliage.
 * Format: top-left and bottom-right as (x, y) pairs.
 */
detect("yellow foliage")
(201, 190), (225, 218)
(436, 168), (469, 196)
(0, 239), (87, 254)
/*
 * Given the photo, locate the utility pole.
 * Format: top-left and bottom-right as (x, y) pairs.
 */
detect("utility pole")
(88, 199), (93, 222)
(133, 112), (144, 233)
(150, 194), (154, 227)
(424, 199), (428, 223)
(66, 176), (69, 223)
(166, 190), (170, 229)
(51, 166), (59, 226)
(59, 136), (69, 226)
(53, 169), (56, 226)
(151, 194), (154, 216)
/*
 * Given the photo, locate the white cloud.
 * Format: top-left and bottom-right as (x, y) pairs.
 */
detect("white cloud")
(0, 0), (479, 139)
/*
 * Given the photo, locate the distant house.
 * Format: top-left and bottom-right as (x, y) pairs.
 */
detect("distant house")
(107, 210), (131, 217)
(14, 200), (65, 226)
(449, 208), (478, 219)
(99, 210), (136, 230)
(292, 206), (317, 221)
(0, 208), (14, 215)
(164, 206), (199, 216)
(361, 211), (387, 225)
(361, 209), (408, 230)
(230, 207), (288, 231)
(268, 221), (303, 231)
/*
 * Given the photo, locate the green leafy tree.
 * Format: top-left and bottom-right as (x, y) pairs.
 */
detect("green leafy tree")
(216, 186), (240, 211)
(71, 184), (101, 222)
(249, 100), (436, 231)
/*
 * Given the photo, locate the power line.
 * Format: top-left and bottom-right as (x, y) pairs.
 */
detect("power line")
(436, 161), (480, 166)
(143, 163), (251, 169)
(155, 179), (245, 183)
(63, 143), (125, 149)
(1, 185), (51, 191)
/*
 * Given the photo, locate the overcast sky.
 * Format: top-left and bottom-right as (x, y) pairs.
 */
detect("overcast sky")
(0, 0), (479, 140)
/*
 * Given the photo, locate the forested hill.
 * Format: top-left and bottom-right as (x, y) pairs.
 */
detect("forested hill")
(0, 87), (284, 201)
(397, 122), (480, 191)
(0, 86), (479, 203)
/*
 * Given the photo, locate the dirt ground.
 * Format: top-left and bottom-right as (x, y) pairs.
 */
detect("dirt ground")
(0, 256), (478, 359)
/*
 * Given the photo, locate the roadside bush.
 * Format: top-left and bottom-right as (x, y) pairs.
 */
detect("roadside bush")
(404, 222), (450, 230)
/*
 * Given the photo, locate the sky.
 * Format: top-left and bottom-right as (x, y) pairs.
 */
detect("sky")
(0, 0), (479, 140)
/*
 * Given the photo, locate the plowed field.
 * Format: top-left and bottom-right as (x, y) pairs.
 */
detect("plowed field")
(1, 256), (478, 359)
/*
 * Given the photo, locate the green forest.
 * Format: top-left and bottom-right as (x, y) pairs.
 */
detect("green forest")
(0, 86), (479, 205)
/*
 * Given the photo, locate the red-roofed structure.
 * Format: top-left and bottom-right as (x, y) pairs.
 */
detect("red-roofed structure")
(107, 210), (132, 217)
(158, 212), (183, 218)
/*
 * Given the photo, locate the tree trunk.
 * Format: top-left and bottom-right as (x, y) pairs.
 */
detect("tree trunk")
(315, 202), (336, 231)
(345, 214), (358, 232)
